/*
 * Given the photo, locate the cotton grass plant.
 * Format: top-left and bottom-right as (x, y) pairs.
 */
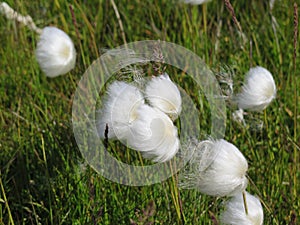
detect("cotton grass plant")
(1, 1), (298, 224)
(97, 81), (145, 140)
(35, 27), (76, 77)
(145, 73), (182, 121)
(231, 66), (277, 127)
(124, 104), (180, 162)
(97, 74), (181, 163)
(236, 66), (276, 112)
(220, 191), (264, 225)
(0, 1), (76, 77)
(179, 139), (248, 197)
(95, 41), (266, 223)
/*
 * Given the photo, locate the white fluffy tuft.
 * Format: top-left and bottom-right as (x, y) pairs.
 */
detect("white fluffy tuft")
(97, 81), (179, 163)
(36, 27), (76, 77)
(220, 191), (264, 225)
(236, 66), (276, 111)
(145, 73), (182, 120)
(97, 81), (144, 140)
(125, 104), (180, 162)
(179, 139), (248, 197)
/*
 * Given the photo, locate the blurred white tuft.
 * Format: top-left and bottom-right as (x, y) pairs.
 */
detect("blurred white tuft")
(220, 191), (264, 225)
(36, 27), (76, 77)
(236, 66), (276, 111)
(145, 73), (182, 120)
(96, 81), (144, 140)
(179, 139), (248, 197)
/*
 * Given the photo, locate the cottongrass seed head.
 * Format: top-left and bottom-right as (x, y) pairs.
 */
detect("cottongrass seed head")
(97, 80), (180, 163)
(97, 81), (144, 140)
(179, 139), (248, 197)
(220, 191), (264, 225)
(36, 26), (76, 77)
(145, 73), (182, 120)
(125, 104), (180, 163)
(236, 66), (276, 111)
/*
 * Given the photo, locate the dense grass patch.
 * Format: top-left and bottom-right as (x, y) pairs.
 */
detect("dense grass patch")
(0, 0), (299, 224)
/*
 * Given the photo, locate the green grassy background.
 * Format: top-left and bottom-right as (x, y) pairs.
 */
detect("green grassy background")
(0, 0), (299, 224)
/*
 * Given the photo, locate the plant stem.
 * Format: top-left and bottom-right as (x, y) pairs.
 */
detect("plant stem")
(110, 0), (127, 46)
(0, 172), (15, 225)
(293, 2), (298, 199)
(242, 191), (249, 215)
(0, 2), (42, 34)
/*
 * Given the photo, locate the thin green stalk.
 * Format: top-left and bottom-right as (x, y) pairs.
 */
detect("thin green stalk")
(202, 3), (207, 35)
(0, 174), (14, 225)
(169, 161), (185, 224)
(110, 0), (127, 46)
(293, 2), (298, 199)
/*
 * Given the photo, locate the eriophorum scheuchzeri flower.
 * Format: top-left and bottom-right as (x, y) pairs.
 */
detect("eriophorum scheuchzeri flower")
(125, 104), (179, 163)
(97, 80), (179, 163)
(145, 73), (182, 120)
(220, 191), (264, 225)
(179, 139), (248, 197)
(36, 27), (76, 77)
(96, 81), (145, 140)
(236, 66), (276, 111)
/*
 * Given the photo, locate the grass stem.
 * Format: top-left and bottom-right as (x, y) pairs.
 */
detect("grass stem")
(242, 191), (248, 215)
(0, 173), (14, 225)
(293, 2), (298, 199)
(110, 0), (127, 46)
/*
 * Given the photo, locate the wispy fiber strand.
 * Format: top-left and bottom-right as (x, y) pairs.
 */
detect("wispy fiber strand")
(0, 2), (42, 34)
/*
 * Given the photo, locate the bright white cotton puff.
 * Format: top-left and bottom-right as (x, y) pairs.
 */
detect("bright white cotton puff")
(236, 66), (276, 111)
(145, 73), (182, 120)
(36, 27), (76, 77)
(220, 191), (264, 225)
(179, 139), (248, 197)
(125, 104), (180, 162)
(97, 81), (144, 140)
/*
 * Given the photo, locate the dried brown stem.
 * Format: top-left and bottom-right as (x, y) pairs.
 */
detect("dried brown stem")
(69, 4), (81, 43)
(223, 0), (242, 33)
